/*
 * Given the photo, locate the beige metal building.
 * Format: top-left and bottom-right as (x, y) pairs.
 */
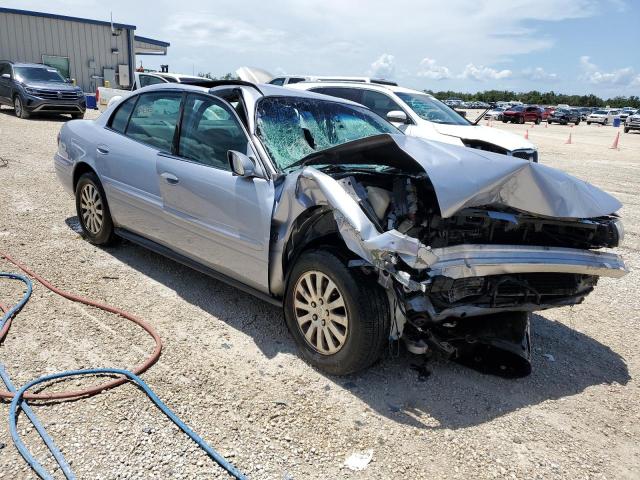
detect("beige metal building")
(0, 7), (169, 92)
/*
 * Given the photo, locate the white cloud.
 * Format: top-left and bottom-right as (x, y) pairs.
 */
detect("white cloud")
(369, 54), (395, 79)
(579, 56), (638, 86)
(417, 58), (451, 80)
(521, 67), (558, 81)
(166, 14), (288, 52)
(459, 64), (512, 81)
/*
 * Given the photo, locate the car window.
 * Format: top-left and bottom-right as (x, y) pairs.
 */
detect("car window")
(287, 77), (307, 84)
(178, 94), (249, 170)
(125, 92), (183, 151)
(359, 90), (403, 118)
(269, 78), (285, 86)
(108, 96), (138, 133)
(0, 63), (9, 76)
(311, 87), (363, 104)
(139, 74), (167, 88)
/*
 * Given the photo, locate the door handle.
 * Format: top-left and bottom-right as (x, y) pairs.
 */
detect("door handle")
(160, 172), (179, 184)
(96, 146), (109, 155)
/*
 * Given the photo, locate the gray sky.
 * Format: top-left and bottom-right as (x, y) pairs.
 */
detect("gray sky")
(5, 0), (639, 96)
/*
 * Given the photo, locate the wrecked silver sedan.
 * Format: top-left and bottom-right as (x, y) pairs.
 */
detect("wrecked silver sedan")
(55, 81), (626, 376)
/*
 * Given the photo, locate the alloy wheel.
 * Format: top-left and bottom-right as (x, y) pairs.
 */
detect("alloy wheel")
(293, 270), (349, 355)
(80, 183), (104, 235)
(14, 97), (22, 117)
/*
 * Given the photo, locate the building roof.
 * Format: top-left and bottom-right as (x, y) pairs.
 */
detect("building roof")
(134, 36), (170, 48)
(0, 7), (136, 30)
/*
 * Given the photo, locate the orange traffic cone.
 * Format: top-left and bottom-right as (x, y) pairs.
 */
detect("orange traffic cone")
(524, 129), (529, 140)
(610, 132), (620, 150)
(565, 133), (572, 144)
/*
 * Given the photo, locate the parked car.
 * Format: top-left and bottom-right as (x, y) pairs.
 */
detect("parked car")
(586, 109), (618, 125)
(547, 108), (581, 125)
(619, 108), (637, 121)
(502, 105), (542, 124)
(484, 106), (507, 121)
(575, 107), (590, 120)
(624, 111), (640, 133)
(0, 61), (86, 119)
(55, 81), (626, 376)
(235, 66), (397, 87)
(540, 107), (554, 120)
(96, 71), (214, 111)
(285, 81), (539, 162)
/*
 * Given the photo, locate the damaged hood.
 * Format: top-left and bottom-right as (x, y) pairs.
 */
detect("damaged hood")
(299, 134), (621, 219)
(431, 123), (536, 152)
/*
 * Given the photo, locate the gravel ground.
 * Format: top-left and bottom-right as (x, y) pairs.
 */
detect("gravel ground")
(0, 107), (639, 479)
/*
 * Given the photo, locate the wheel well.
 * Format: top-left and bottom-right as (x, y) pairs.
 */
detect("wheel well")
(73, 163), (97, 191)
(282, 207), (352, 286)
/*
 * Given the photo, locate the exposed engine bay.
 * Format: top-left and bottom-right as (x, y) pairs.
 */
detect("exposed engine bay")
(270, 133), (627, 376)
(319, 168), (623, 375)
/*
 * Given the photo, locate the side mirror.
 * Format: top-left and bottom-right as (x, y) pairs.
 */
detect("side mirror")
(228, 150), (257, 178)
(386, 110), (408, 124)
(1, 73), (10, 79)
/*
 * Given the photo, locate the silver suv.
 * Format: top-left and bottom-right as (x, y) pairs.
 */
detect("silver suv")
(55, 81), (626, 376)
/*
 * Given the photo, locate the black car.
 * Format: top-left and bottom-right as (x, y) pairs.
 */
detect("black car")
(547, 108), (580, 125)
(0, 61), (86, 119)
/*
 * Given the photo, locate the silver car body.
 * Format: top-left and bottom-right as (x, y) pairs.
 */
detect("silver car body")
(55, 82), (626, 334)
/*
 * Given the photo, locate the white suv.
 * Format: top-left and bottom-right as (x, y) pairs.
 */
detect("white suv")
(288, 82), (538, 162)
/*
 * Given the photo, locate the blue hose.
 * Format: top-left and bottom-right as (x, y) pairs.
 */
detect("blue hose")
(0, 367), (75, 480)
(1, 270), (247, 480)
(0, 273), (32, 333)
(8, 369), (247, 480)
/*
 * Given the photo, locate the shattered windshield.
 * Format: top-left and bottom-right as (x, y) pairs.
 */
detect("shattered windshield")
(256, 96), (399, 171)
(395, 92), (470, 125)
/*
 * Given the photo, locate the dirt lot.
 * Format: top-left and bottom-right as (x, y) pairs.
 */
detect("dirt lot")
(0, 106), (639, 479)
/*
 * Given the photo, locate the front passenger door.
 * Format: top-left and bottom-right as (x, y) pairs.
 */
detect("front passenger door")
(156, 94), (274, 292)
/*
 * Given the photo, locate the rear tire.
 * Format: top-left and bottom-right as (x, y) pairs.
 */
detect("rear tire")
(624, 127), (630, 133)
(518, 117), (524, 124)
(14, 96), (30, 119)
(604, 119), (608, 126)
(75, 172), (117, 246)
(535, 117), (541, 125)
(284, 249), (390, 375)
(587, 121), (591, 125)
(575, 120), (580, 125)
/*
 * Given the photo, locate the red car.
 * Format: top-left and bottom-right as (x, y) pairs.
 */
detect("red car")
(502, 105), (542, 124)
(540, 107), (554, 120)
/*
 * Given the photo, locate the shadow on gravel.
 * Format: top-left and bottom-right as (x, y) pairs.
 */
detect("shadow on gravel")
(66, 217), (630, 430)
(0, 108), (73, 122)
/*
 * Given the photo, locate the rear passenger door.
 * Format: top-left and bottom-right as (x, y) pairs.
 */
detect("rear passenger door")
(155, 93), (274, 292)
(99, 91), (183, 241)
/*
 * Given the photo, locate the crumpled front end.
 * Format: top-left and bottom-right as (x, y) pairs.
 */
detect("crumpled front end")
(270, 135), (627, 375)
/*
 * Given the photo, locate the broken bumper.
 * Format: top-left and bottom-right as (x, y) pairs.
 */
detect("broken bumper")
(426, 244), (627, 280)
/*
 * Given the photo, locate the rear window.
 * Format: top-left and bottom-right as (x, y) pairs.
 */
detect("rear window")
(109, 96), (137, 133)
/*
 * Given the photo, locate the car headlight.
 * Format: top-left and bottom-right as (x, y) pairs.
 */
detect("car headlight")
(613, 219), (624, 246)
(24, 87), (37, 94)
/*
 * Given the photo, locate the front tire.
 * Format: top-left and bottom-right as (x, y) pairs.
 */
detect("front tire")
(624, 127), (630, 133)
(535, 117), (541, 125)
(14, 96), (30, 119)
(587, 121), (591, 125)
(75, 172), (117, 245)
(284, 250), (390, 375)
